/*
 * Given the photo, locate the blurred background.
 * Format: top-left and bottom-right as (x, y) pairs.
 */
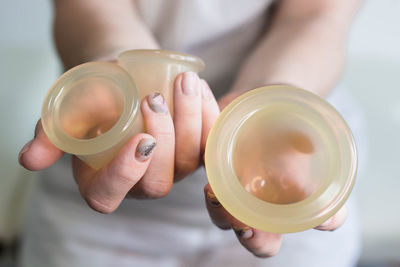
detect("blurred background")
(0, 0), (399, 266)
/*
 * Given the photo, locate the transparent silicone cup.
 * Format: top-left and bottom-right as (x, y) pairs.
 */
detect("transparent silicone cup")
(118, 49), (205, 134)
(205, 85), (357, 233)
(41, 50), (205, 170)
(41, 62), (139, 169)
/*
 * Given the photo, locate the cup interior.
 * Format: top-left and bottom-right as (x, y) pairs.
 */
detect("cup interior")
(232, 106), (335, 204)
(41, 62), (139, 156)
(57, 76), (125, 140)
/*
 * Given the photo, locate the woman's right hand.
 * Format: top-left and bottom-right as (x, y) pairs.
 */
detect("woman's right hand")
(18, 72), (220, 213)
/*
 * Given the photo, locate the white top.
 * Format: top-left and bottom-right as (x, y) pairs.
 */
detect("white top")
(137, 0), (274, 97)
(19, 1), (364, 266)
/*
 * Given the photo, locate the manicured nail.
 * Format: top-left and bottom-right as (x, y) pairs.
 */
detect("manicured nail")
(136, 138), (156, 161)
(18, 140), (33, 163)
(148, 93), (167, 113)
(181, 72), (199, 96)
(207, 191), (221, 207)
(233, 226), (253, 239)
(200, 79), (212, 100)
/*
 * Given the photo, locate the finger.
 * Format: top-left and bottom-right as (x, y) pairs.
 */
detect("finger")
(73, 133), (156, 214)
(204, 183), (232, 229)
(235, 229), (283, 258)
(200, 79), (220, 155)
(18, 119), (64, 171)
(315, 205), (348, 231)
(217, 91), (242, 111)
(129, 93), (175, 198)
(204, 184), (283, 258)
(173, 72), (202, 179)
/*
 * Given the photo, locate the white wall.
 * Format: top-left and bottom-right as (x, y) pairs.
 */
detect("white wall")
(0, 0), (60, 239)
(344, 0), (400, 262)
(0, 0), (399, 263)
(348, 0), (400, 61)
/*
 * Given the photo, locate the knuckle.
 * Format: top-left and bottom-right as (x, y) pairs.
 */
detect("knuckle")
(141, 179), (172, 198)
(175, 158), (198, 176)
(107, 162), (142, 187)
(155, 131), (175, 140)
(152, 131), (175, 146)
(252, 243), (281, 258)
(85, 195), (117, 214)
(268, 245), (281, 257)
(117, 170), (140, 187)
(253, 247), (280, 258)
(329, 224), (341, 232)
(177, 107), (201, 118)
(213, 222), (231, 230)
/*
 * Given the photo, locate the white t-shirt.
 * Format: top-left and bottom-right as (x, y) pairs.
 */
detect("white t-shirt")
(136, 0), (274, 98)
(19, 1), (364, 266)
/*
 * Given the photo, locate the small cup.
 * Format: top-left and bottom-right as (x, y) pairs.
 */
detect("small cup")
(205, 85), (357, 233)
(41, 50), (205, 169)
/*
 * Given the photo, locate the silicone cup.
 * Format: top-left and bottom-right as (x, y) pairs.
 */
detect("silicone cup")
(41, 49), (205, 170)
(117, 50), (205, 134)
(205, 85), (357, 233)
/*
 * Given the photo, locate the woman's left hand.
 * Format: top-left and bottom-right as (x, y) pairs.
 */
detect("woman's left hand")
(203, 91), (348, 258)
(204, 183), (348, 258)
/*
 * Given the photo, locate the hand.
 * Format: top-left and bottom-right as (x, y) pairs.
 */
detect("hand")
(18, 72), (220, 213)
(204, 184), (347, 257)
(203, 91), (348, 257)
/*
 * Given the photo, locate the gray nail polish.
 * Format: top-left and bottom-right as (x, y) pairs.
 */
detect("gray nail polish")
(136, 138), (156, 161)
(148, 93), (167, 113)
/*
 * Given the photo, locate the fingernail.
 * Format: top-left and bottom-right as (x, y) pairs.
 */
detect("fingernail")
(181, 72), (199, 96)
(18, 140), (33, 162)
(233, 226), (253, 239)
(136, 138), (156, 161)
(200, 79), (212, 100)
(148, 93), (167, 114)
(207, 191), (221, 207)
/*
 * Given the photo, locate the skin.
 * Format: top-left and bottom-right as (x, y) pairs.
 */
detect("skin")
(19, 0), (362, 258)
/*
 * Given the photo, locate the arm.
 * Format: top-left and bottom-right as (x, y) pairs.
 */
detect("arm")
(224, 0), (362, 100)
(53, 0), (158, 68)
(208, 0), (362, 258)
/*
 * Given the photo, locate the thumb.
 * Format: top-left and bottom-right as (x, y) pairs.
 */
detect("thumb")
(18, 120), (64, 171)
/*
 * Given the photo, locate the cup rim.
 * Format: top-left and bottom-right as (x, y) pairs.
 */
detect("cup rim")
(118, 49), (205, 72)
(41, 62), (140, 155)
(205, 85), (357, 233)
